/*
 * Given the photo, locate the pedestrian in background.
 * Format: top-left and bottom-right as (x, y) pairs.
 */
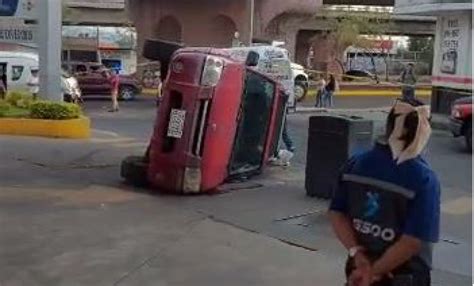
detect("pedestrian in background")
(314, 73), (326, 107)
(105, 69), (120, 112)
(324, 74), (337, 108)
(0, 66), (7, 99)
(329, 98), (439, 286)
(400, 63), (417, 102)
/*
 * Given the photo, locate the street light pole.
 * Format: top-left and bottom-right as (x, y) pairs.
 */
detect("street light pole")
(249, 0), (254, 46)
(38, 0), (62, 101)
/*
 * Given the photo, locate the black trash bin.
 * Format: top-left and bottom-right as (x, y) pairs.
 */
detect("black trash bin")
(305, 115), (373, 198)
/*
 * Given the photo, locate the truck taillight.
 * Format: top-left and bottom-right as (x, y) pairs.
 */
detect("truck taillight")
(201, 56), (223, 87)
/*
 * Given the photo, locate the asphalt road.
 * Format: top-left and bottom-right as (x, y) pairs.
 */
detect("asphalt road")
(84, 95), (471, 277)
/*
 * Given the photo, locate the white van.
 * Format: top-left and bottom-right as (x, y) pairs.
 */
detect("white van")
(0, 51), (81, 101)
(224, 46), (296, 108)
(0, 52), (38, 92)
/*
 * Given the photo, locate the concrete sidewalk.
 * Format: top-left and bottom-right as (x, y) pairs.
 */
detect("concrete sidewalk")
(0, 135), (345, 286)
(0, 133), (471, 286)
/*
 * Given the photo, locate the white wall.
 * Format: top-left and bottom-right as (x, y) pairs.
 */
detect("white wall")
(432, 11), (472, 90)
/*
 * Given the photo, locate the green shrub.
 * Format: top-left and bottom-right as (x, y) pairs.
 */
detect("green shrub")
(5, 91), (34, 108)
(30, 101), (81, 120)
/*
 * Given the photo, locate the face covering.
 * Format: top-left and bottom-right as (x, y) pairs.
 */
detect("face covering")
(388, 101), (431, 164)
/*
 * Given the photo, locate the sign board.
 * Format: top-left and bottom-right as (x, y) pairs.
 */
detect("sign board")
(432, 12), (472, 90)
(0, 23), (37, 44)
(67, 0), (125, 9)
(0, 0), (37, 19)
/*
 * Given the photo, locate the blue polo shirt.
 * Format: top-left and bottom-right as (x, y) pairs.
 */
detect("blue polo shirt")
(330, 142), (440, 267)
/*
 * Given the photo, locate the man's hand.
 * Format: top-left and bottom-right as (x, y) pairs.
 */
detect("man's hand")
(348, 264), (372, 286)
(354, 251), (370, 269)
(348, 252), (372, 286)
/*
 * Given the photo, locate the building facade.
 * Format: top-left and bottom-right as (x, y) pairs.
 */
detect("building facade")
(128, 0), (322, 62)
(395, 0), (472, 113)
(129, 0), (436, 78)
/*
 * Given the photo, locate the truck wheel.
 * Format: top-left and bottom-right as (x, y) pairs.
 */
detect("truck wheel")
(294, 81), (307, 102)
(121, 156), (149, 187)
(465, 122), (472, 152)
(119, 85), (136, 101)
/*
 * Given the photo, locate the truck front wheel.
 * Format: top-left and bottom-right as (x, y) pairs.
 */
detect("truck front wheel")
(465, 121), (472, 152)
(119, 85), (137, 101)
(121, 156), (149, 187)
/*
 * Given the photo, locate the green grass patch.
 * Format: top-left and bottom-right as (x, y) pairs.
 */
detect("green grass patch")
(0, 106), (30, 118)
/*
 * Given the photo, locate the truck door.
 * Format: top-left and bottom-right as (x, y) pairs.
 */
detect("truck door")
(229, 70), (276, 176)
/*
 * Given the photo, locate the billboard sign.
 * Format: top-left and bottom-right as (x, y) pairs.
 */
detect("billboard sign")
(432, 13), (472, 90)
(0, 23), (36, 43)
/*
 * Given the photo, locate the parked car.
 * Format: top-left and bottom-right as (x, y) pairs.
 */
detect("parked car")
(449, 96), (472, 151)
(291, 62), (309, 102)
(121, 39), (288, 194)
(63, 62), (142, 100)
(344, 69), (379, 83)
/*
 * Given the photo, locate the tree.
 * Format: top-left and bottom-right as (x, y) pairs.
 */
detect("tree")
(316, 6), (393, 79)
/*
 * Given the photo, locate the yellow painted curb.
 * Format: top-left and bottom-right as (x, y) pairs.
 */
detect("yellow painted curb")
(0, 116), (91, 139)
(142, 88), (159, 96)
(307, 89), (431, 97)
(337, 89), (432, 97)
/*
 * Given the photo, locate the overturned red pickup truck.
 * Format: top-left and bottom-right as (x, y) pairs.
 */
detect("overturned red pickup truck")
(121, 40), (288, 194)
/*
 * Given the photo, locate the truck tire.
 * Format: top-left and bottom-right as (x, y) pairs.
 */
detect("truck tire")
(294, 81), (308, 102)
(119, 85), (137, 101)
(465, 121), (472, 152)
(121, 156), (149, 187)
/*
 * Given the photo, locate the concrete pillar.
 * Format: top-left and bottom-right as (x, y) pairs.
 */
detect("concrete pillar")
(38, 0), (62, 101)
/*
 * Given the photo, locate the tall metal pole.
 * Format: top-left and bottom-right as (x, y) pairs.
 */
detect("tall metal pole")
(38, 0), (62, 101)
(249, 0), (254, 46)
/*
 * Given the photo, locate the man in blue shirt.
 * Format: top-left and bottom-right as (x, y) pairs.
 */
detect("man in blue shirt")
(329, 99), (440, 286)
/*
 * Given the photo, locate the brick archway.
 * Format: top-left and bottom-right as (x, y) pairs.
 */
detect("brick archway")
(210, 15), (238, 48)
(155, 15), (182, 43)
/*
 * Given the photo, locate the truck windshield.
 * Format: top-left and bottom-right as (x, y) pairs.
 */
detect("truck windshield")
(229, 70), (275, 176)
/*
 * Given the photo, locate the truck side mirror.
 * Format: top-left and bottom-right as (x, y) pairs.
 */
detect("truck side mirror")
(245, 51), (259, 67)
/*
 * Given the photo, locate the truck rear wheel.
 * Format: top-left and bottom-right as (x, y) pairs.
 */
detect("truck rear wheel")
(121, 156), (149, 187)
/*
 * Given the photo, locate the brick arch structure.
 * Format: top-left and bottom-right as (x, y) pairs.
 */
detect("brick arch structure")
(210, 15), (238, 48)
(155, 15), (182, 43)
(256, 0), (322, 35)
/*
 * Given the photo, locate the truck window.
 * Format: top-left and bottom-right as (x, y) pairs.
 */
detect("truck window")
(90, 65), (102, 72)
(11, 66), (24, 81)
(74, 65), (87, 73)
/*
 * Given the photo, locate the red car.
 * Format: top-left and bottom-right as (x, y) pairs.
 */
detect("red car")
(121, 40), (287, 193)
(449, 96), (472, 151)
(63, 62), (142, 100)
